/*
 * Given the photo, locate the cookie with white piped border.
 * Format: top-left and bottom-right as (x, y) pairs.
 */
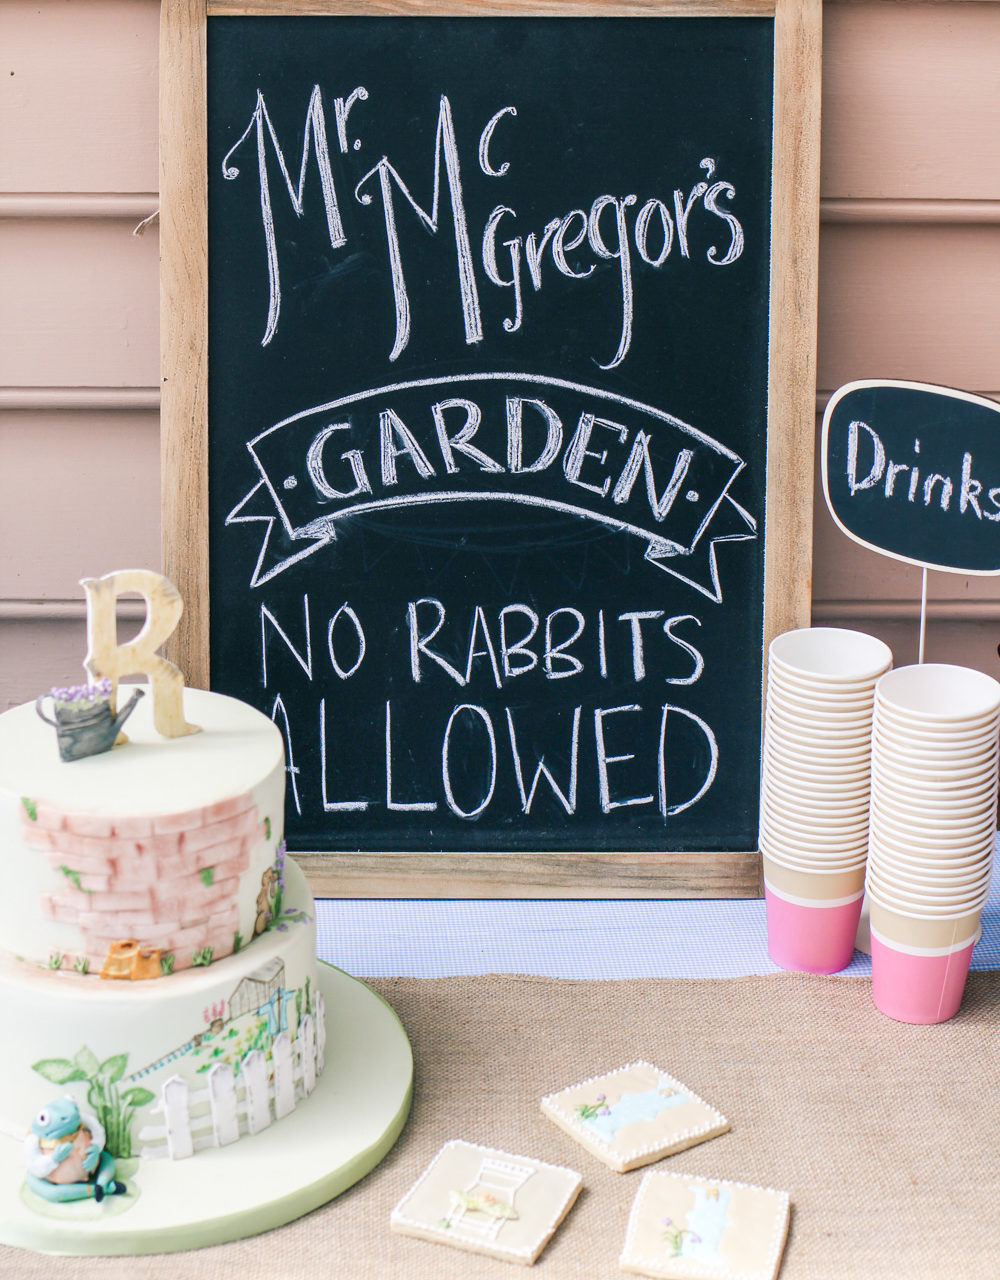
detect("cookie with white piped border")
(620, 1170), (790, 1280)
(389, 1139), (582, 1266)
(540, 1061), (730, 1172)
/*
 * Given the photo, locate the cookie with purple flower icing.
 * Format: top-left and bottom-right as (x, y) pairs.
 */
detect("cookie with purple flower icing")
(540, 1062), (729, 1172)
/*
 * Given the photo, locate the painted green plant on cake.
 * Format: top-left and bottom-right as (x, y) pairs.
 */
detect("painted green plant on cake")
(31, 1046), (154, 1159)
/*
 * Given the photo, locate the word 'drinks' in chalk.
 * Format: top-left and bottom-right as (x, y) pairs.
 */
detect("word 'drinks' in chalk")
(846, 422), (999, 520)
(822, 380), (1000, 575)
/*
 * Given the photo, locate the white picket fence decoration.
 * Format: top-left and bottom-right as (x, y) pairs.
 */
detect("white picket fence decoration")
(137, 992), (326, 1160)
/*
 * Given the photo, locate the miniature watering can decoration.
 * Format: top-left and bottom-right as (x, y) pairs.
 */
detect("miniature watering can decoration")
(36, 679), (144, 762)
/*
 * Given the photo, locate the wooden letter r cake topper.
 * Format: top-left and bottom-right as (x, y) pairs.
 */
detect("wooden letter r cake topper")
(81, 570), (200, 739)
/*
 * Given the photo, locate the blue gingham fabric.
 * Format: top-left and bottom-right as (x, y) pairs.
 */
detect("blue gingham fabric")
(313, 841), (1000, 979)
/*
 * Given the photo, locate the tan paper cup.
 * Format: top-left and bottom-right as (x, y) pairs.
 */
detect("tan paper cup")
(870, 789), (997, 824)
(871, 771), (997, 808)
(759, 830), (867, 870)
(767, 672), (875, 711)
(765, 720), (873, 759)
(768, 686), (870, 716)
(762, 768), (871, 808)
(764, 753), (872, 786)
(865, 872), (991, 917)
(768, 656), (883, 697)
(764, 742), (871, 782)
(875, 664), (1000, 724)
(760, 823), (869, 857)
(865, 834), (988, 875)
(869, 870), (991, 904)
(873, 735), (998, 769)
(868, 838), (992, 879)
(870, 796), (997, 831)
(870, 757), (993, 788)
(868, 839), (993, 877)
(875, 697), (999, 734)
(760, 807), (868, 845)
(769, 628), (892, 684)
(762, 790), (871, 828)
(870, 779), (998, 814)
(873, 724), (999, 760)
(767, 700), (874, 731)
(762, 853), (867, 902)
(868, 809), (996, 850)
(760, 835), (868, 867)
(872, 728), (999, 762)
(866, 895), (983, 949)
(872, 800), (997, 832)
(873, 709), (998, 741)
(872, 740), (1000, 773)
(873, 809), (997, 843)
(762, 839), (865, 870)
(866, 865), (991, 908)
(758, 808), (865, 849)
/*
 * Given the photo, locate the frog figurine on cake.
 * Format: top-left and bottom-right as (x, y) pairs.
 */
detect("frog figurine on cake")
(24, 1097), (126, 1203)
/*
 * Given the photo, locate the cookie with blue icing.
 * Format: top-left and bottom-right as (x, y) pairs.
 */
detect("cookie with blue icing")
(541, 1061), (730, 1172)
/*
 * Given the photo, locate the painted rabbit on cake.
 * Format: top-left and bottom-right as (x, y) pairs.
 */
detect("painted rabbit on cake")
(24, 1096), (126, 1202)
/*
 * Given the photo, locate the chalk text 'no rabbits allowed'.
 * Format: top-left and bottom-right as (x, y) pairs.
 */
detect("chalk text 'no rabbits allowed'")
(263, 595), (718, 822)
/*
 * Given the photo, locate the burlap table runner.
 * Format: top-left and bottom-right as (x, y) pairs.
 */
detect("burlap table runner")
(4, 970), (1000, 1279)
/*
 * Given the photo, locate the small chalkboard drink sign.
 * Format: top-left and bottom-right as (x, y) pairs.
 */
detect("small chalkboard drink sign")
(159, 0), (823, 897)
(822, 380), (1000, 661)
(822, 380), (1000, 575)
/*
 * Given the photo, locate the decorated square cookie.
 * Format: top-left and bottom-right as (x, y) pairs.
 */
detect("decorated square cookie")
(620, 1170), (791, 1280)
(389, 1139), (582, 1266)
(541, 1062), (730, 1172)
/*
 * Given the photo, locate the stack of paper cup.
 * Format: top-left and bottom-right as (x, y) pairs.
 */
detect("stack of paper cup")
(867, 663), (1000, 1023)
(761, 627), (892, 973)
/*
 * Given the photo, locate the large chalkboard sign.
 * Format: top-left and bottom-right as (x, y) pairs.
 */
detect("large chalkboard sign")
(160, 0), (821, 898)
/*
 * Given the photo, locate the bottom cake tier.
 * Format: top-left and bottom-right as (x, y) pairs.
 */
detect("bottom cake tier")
(0, 962), (413, 1256)
(0, 857), (323, 1162)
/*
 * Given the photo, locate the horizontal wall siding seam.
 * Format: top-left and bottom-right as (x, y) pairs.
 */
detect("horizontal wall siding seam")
(0, 388), (160, 410)
(0, 600), (150, 622)
(3, 194), (1000, 224)
(813, 600), (1000, 623)
(0, 194), (158, 220)
(3, 599), (999, 625)
(821, 199), (1000, 225)
(6, 389), (999, 413)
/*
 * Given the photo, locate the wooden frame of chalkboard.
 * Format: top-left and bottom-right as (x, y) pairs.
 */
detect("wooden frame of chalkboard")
(160, 0), (820, 898)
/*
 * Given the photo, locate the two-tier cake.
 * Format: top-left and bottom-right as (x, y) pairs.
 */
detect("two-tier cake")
(0, 573), (412, 1256)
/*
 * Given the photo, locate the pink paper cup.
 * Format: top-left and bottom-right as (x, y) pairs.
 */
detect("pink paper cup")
(870, 931), (976, 1024)
(763, 882), (864, 974)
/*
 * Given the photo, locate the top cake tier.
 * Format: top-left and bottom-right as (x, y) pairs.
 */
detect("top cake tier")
(0, 688), (285, 977)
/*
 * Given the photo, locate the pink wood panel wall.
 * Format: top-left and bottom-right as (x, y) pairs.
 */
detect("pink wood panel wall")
(2, 0), (1000, 709)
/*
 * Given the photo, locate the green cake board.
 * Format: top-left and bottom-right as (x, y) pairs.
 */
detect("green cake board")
(0, 963), (413, 1256)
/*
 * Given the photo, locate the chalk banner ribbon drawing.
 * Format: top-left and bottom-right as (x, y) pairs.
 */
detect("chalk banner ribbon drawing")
(230, 374), (756, 602)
